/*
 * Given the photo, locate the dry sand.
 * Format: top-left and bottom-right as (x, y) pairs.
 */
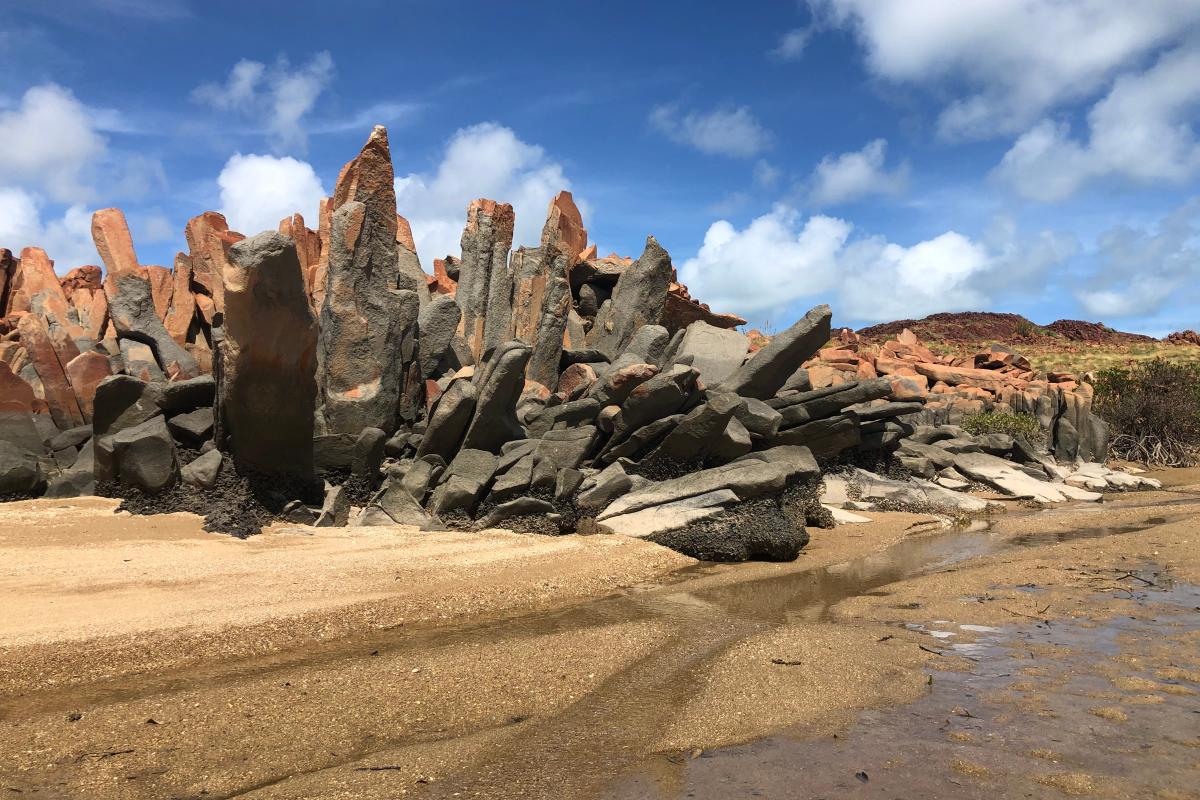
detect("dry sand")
(0, 474), (1197, 799)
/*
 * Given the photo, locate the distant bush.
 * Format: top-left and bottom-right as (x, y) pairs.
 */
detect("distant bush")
(961, 410), (1046, 446)
(1013, 319), (1040, 338)
(1093, 359), (1200, 467)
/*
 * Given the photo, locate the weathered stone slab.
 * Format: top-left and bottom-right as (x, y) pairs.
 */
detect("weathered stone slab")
(719, 305), (832, 400)
(218, 232), (318, 479)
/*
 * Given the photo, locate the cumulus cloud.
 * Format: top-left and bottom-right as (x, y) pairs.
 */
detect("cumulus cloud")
(808, 139), (909, 206)
(393, 122), (573, 262)
(678, 206), (849, 316)
(217, 153), (327, 236)
(0, 83), (106, 203)
(193, 52), (334, 153)
(678, 204), (1073, 323)
(813, 0), (1200, 139)
(771, 28), (812, 61)
(1075, 200), (1200, 318)
(0, 186), (98, 269)
(996, 46), (1200, 201)
(649, 103), (772, 158)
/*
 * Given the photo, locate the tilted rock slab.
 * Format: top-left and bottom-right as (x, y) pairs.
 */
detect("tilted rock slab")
(720, 304), (832, 400)
(104, 271), (199, 379)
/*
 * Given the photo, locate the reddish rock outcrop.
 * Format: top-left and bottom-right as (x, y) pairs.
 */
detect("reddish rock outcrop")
(185, 212), (245, 320)
(1166, 330), (1200, 346)
(662, 281), (747, 334)
(163, 253), (196, 346)
(64, 350), (112, 422)
(91, 208), (140, 275)
(0, 362), (35, 413)
(542, 190), (589, 267)
(17, 313), (84, 429)
(7, 247), (80, 336)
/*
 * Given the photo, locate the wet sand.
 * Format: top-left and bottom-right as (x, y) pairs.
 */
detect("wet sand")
(1, 473), (1198, 799)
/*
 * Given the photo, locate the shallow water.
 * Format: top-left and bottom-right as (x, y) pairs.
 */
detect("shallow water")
(604, 581), (1200, 799)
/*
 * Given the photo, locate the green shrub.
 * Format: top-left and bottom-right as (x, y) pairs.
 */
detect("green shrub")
(1093, 359), (1200, 467)
(961, 410), (1046, 446)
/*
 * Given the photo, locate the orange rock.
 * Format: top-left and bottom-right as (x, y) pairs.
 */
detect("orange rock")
(163, 253), (196, 346)
(662, 287), (747, 334)
(59, 265), (103, 293)
(0, 361), (35, 413)
(897, 328), (918, 346)
(430, 258), (458, 296)
(806, 363), (840, 389)
(557, 362), (597, 397)
(818, 348), (858, 364)
(873, 354), (912, 375)
(394, 213), (417, 253)
(887, 373), (929, 401)
(310, 197), (332, 311)
(424, 379), (442, 412)
(915, 362), (1009, 387)
(0, 341), (28, 375)
(17, 313), (84, 429)
(189, 338), (213, 375)
(7, 247), (80, 336)
(856, 359), (878, 379)
(279, 212), (322, 300)
(141, 265), (174, 321)
(578, 244), (597, 262)
(541, 191), (588, 266)
(90, 208), (140, 274)
(186, 211), (245, 318)
(64, 350), (112, 422)
(520, 380), (551, 404)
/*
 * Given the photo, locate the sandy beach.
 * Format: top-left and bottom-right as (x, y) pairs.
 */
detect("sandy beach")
(1, 472), (1198, 799)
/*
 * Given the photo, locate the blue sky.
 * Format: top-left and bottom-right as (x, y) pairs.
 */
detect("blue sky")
(1, 0), (1198, 336)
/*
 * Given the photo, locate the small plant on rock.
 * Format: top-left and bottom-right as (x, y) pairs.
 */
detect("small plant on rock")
(961, 410), (1046, 447)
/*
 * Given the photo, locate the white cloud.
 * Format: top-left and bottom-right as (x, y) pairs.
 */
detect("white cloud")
(217, 153), (327, 236)
(393, 122), (573, 261)
(0, 83), (106, 203)
(771, 28), (812, 61)
(649, 103), (772, 158)
(678, 205), (849, 316)
(0, 186), (98, 270)
(838, 231), (991, 321)
(813, 0), (1200, 139)
(193, 52), (334, 153)
(808, 139), (909, 206)
(1075, 200), (1200, 318)
(996, 46), (1200, 201)
(678, 204), (1074, 322)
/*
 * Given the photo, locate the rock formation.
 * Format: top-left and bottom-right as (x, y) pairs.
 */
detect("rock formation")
(317, 126), (407, 435)
(0, 124), (1156, 561)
